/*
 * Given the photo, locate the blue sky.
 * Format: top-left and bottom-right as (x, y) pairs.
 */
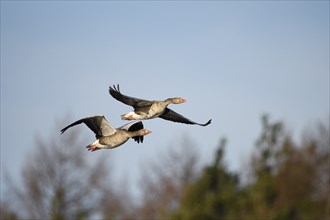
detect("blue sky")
(1, 1), (329, 199)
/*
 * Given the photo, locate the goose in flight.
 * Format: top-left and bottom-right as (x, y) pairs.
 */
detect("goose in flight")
(60, 115), (152, 151)
(109, 84), (211, 127)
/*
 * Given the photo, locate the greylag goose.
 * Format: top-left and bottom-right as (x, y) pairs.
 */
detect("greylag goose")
(60, 115), (152, 151)
(109, 84), (212, 127)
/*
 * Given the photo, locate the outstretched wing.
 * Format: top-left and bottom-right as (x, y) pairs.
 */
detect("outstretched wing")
(159, 108), (212, 127)
(60, 115), (116, 138)
(117, 121), (145, 143)
(109, 84), (153, 108)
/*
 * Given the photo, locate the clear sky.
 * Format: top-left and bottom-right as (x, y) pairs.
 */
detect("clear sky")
(1, 1), (329, 199)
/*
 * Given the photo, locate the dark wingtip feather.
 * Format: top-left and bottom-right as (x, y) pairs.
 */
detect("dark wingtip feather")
(109, 83), (121, 94)
(128, 121), (144, 132)
(201, 119), (212, 126)
(60, 126), (68, 134)
(132, 135), (143, 144)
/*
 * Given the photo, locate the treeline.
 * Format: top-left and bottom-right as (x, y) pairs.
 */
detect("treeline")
(1, 115), (329, 220)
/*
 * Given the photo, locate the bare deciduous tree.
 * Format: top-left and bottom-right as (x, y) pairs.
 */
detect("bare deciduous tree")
(3, 119), (126, 219)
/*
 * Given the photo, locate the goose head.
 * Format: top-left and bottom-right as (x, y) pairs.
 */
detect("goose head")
(140, 129), (152, 135)
(167, 97), (186, 104)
